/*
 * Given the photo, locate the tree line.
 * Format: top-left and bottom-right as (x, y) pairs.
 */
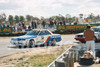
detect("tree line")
(0, 13), (100, 25)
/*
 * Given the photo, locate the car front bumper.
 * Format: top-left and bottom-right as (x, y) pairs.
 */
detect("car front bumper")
(75, 38), (85, 42)
(10, 40), (28, 46)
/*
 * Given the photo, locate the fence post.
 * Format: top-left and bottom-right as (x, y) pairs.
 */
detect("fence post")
(55, 61), (66, 67)
(63, 53), (69, 67)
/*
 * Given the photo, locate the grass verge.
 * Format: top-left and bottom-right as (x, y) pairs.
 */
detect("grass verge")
(16, 50), (65, 67)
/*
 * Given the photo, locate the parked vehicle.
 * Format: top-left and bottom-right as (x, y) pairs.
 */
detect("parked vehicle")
(75, 26), (100, 42)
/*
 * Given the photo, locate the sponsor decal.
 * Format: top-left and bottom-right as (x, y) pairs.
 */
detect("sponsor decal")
(57, 24), (100, 30)
(0, 27), (13, 33)
(43, 36), (50, 44)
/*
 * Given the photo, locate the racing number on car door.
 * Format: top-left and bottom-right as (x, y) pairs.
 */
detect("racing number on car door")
(38, 31), (48, 44)
(41, 36), (44, 40)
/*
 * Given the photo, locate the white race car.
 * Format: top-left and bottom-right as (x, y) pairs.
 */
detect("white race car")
(75, 26), (100, 42)
(11, 29), (62, 47)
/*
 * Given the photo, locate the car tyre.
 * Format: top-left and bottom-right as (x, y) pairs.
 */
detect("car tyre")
(28, 40), (35, 48)
(18, 46), (22, 48)
(51, 39), (56, 46)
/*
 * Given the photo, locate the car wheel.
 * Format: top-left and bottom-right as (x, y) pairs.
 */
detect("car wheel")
(28, 40), (35, 48)
(18, 46), (22, 48)
(51, 39), (56, 46)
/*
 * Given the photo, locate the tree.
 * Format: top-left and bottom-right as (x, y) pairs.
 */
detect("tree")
(88, 13), (94, 19)
(33, 17), (39, 20)
(88, 13), (95, 22)
(20, 16), (25, 23)
(72, 16), (77, 21)
(15, 15), (20, 23)
(66, 14), (71, 19)
(49, 16), (57, 21)
(95, 15), (100, 22)
(41, 16), (45, 20)
(95, 15), (100, 19)
(8, 15), (14, 25)
(55, 16), (60, 20)
(26, 15), (32, 21)
(79, 14), (83, 18)
(58, 14), (65, 21)
(60, 16), (65, 21)
(0, 13), (6, 23)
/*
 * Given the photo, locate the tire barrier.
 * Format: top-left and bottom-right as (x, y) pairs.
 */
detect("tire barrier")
(48, 44), (100, 67)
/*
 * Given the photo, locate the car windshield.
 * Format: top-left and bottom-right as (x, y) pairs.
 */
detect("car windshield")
(92, 28), (100, 32)
(26, 30), (40, 35)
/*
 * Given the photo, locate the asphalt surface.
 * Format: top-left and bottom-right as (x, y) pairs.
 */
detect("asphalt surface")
(0, 38), (30, 57)
(0, 35), (76, 57)
(0, 35), (100, 57)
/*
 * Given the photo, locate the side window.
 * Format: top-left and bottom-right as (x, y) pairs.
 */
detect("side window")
(45, 31), (51, 35)
(39, 31), (46, 35)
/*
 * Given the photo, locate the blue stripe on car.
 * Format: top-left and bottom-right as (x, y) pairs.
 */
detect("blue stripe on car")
(46, 35), (62, 44)
(12, 35), (37, 40)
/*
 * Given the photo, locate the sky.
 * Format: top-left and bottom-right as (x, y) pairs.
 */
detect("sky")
(0, 0), (100, 18)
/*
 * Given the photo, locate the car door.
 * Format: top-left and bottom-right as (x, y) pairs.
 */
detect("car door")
(98, 28), (100, 38)
(37, 30), (51, 45)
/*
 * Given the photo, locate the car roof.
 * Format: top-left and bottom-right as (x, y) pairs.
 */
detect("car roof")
(92, 26), (100, 28)
(32, 29), (49, 31)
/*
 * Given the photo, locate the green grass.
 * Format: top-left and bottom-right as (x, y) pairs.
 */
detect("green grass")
(18, 55), (26, 60)
(16, 50), (65, 67)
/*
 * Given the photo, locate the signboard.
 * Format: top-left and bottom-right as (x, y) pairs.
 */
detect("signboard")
(57, 24), (100, 30)
(0, 27), (13, 33)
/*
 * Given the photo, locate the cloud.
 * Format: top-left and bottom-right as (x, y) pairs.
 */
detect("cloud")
(0, 0), (9, 3)
(0, 0), (99, 17)
(0, 0), (24, 10)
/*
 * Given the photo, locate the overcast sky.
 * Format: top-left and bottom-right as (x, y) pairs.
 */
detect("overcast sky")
(0, 0), (100, 18)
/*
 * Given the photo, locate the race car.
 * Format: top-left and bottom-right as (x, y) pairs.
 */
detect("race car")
(75, 26), (100, 42)
(10, 29), (62, 47)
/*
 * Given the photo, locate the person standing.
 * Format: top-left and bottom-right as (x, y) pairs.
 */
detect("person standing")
(50, 20), (53, 28)
(63, 20), (66, 25)
(31, 20), (34, 29)
(28, 25), (31, 31)
(60, 21), (62, 25)
(69, 20), (72, 25)
(34, 20), (37, 29)
(53, 20), (57, 29)
(20, 25), (23, 31)
(7, 22), (10, 27)
(42, 20), (46, 29)
(84, 25), (95, 59)
(22, 22), (25, 29)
